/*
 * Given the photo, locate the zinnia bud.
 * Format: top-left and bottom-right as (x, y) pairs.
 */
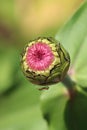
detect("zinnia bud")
(21, 37), (70, 89)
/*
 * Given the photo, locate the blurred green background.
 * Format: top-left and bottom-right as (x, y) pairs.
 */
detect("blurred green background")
(0, 0), (83, 130)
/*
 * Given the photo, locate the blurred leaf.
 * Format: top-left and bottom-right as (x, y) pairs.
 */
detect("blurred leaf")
(0, 47), (20, 94)
(41, 84), (87, 130)
(0, 82), (47, 130)
(41, 84), (69, 130)
(56, 1), (87, 87)
(65, 89), (87, 130)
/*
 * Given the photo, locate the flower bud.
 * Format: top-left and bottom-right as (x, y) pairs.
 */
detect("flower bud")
(21, 37), (70, 89)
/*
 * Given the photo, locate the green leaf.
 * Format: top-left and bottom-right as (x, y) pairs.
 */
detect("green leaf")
(41, 84), (87, 130)
(56, 1), (87, 87)
(65, 88), (87, 130)
(0, 82), (47, 130)
(0, 47), (20, 94)
(41, 84), (69, 130)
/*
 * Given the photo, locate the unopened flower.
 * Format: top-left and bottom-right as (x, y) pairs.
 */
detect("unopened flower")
(21, 37), (70, 90)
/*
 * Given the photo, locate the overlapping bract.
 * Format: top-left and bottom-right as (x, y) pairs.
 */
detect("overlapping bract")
(21, 37), (70, 89)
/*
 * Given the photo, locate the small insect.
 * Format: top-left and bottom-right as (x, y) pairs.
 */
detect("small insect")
(21, 37), (70, 90)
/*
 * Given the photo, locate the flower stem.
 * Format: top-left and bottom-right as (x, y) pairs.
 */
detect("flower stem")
(62, 74), (76, 99)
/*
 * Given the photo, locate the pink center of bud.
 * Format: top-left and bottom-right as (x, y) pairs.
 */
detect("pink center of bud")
(26, 42), (54, 71)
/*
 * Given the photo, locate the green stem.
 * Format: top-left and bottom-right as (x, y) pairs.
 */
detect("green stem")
(62, 74), (76, 99)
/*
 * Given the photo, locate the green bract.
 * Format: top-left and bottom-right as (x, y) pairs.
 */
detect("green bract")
(21, 37), (70, 89)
